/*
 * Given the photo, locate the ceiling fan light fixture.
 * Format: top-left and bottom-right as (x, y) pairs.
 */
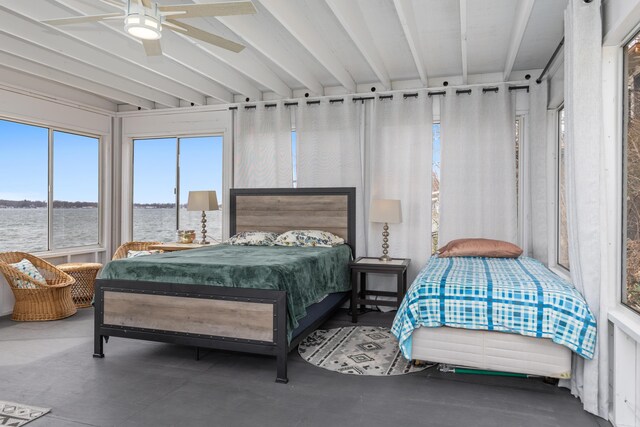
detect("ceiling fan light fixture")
(124, 13), (161, 40)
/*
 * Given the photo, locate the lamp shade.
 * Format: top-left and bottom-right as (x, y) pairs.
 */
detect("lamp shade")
(187, 191), (219, 211)
(369, 199), (402, 224)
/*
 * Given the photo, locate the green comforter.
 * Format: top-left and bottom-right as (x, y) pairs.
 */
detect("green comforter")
(99, 244), (352, 334)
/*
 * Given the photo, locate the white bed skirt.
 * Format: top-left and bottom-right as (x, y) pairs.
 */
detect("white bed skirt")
(410, 326), (572, 379)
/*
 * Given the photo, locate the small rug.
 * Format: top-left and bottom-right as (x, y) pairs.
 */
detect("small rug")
(0, 401), (50, 426)
(298, 326), (432, 376)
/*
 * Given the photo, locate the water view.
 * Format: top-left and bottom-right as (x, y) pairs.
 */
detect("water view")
(0, 207), (222, 253)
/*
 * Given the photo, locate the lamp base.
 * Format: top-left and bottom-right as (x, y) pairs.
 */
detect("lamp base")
(199, 211), (209, 245)
(379, 222), (391, 262)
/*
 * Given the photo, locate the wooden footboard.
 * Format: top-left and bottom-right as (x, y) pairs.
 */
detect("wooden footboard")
(93, 279), (290, 383)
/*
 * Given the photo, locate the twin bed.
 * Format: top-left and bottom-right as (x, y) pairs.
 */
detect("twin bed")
(391, 255), (597, 378)
(94, 186), (596, 382)
(94, 187), (355, 383)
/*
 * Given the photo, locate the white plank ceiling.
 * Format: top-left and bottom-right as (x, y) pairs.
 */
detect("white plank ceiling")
(0, 0), (567, 111)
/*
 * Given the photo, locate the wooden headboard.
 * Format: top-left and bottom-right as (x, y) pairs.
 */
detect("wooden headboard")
(229, 187), (356, 252)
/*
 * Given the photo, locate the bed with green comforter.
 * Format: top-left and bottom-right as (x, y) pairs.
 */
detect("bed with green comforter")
(99, 243), (352, 333)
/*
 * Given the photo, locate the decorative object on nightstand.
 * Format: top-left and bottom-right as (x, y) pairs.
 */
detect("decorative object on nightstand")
(349, 257), (410, 323)
(176, 229), (196, 244)
(187, 190), (219, 244)
(369, 199), (402, 262)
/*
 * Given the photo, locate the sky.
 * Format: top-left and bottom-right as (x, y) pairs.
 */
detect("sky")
(0, 118), (438, 203)
(134, 136), (223, 204)
(0, 118), (223, 204)
(0, 119), (98, 202)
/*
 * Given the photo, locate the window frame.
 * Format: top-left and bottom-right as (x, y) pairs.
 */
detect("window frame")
(622, 30), (640, 314)
(515, 114), (526, 249)
(431, 121), (441, 254)
(553, 105), (570, 275)
(130, 133), (224, 241)
(0, 116), (103, 253)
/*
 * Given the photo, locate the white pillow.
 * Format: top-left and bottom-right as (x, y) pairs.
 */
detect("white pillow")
(127, 250), (162, 258)
(274, 230), (344, 247)
(225, 231), (278, 246)
(9, 259), (45, 289)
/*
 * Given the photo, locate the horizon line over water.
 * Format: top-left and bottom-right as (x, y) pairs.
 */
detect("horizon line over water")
(0, 200), (223, 208)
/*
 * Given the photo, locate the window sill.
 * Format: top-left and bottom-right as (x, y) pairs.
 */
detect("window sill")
(33, 246), (106, 259)
(549, 265), (572, 282)
(608, 306), (640, 343)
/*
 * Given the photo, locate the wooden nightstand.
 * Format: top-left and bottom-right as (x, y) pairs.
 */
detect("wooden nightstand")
(147, 242), (217, 252)
(349, 257), (410, 323)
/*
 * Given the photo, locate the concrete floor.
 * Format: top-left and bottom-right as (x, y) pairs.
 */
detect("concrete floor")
(0, 308), (610, 427)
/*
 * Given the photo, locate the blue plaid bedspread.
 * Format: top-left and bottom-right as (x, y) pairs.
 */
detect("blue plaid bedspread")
(391, 256), (596, 360)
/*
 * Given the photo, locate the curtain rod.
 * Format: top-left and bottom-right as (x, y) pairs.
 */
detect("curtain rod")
(228, 85), (529, 110)
(536, 37), (564, 84)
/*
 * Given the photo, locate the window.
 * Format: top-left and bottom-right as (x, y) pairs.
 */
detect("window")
(132, 136), (223, 242)
(430, 119), (521, 253)
(52, 131), (100, 249)
(515, 116), (522, 208)
(0, 119), (101, 252)
(557, 107), (570, 270)
(292, 130), (297, 188)
(432, 123), (441, 252)
(624, 34), (640, 313)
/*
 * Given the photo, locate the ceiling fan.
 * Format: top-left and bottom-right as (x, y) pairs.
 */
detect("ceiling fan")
(42, 0), (256, 56)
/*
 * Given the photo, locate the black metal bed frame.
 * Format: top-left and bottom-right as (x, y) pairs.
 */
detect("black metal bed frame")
(93, 187), (356, 383)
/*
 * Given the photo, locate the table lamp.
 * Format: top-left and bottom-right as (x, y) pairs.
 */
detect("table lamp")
(370, 199), (402, 262)
(187, 190), (219, 244)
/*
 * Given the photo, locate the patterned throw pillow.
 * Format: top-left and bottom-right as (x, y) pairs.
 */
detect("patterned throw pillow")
(225, 231), (278, 246)
(9, 259), (45, 289)
(127, 250), (162, 258)
(274, 230), (345, 247)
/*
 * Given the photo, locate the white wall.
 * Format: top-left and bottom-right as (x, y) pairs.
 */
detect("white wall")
(0, 84), (113, 316)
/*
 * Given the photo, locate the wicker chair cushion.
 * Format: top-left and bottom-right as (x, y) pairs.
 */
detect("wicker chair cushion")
(9, 259), (44, 289)
(127, 250), (162, 258)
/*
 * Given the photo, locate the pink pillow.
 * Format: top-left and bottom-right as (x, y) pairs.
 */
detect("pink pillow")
(437, 238), (523, 258)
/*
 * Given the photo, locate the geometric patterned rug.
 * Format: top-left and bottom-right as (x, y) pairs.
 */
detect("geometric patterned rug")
(298, 326), (433, 376)
(0, 401), (50, 426)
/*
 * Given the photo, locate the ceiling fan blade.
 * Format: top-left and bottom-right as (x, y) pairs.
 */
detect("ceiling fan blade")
(160, 1), (256, 18)
(42, 13), (124, 25)
(142, 39), (163, 56)
(165, 19), (245, 52)
(140, 0), (153, 8)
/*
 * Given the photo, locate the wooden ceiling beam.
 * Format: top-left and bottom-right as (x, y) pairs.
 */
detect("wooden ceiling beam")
(0, 31), (181, 107)
(326, 0), (391, 90)
(258, 0), (355, 92)
(0, 52), (155, 109)
(392, 0), (428, 87)
(503, 0), (535, 81)
(167, 17), (292, 98)
(0, 1), (231, 105)
(55, 0), (264, 101)
(214, 15), (324, 95)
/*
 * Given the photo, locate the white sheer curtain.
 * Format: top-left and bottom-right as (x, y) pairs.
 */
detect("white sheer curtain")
(439, 85), (517, 245)
(296, 97), (365, 255)
(529, 80), (549, 262)
(562, 0), (608, 418)
(367, 94), (433, 282)
(234, 102), (293, 188)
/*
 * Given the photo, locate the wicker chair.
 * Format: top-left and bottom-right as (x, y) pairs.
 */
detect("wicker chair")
(112, 241), (162, 260)
(0, 252), (77, 321)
